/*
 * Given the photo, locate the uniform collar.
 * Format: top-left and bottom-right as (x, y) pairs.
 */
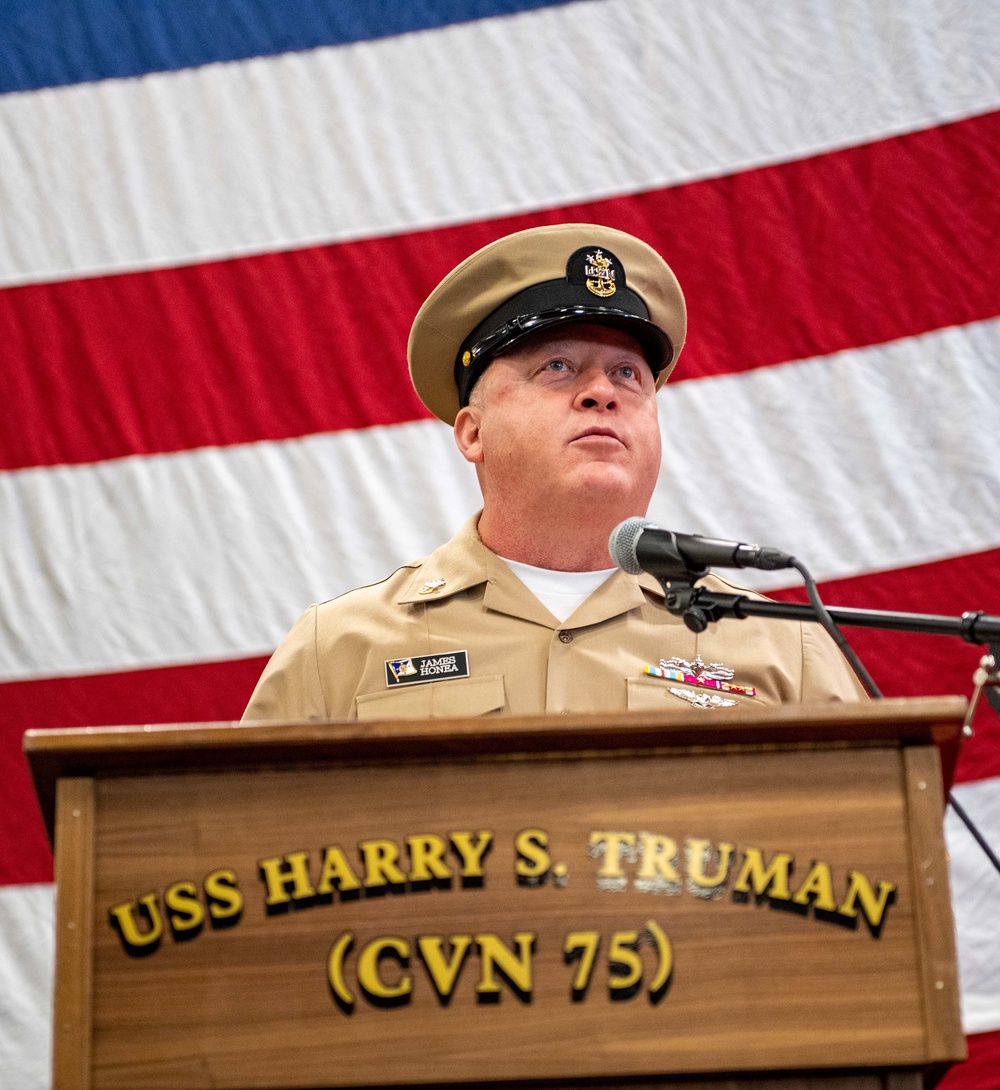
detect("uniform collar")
(398, 513), (667, 628)
(397, 514), (492, 604)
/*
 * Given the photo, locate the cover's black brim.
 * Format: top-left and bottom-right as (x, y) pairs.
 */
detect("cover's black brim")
(456, 307), (673, 408)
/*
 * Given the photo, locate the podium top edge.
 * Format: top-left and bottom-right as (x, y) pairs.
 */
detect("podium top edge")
(22, 697), (967, 844)
(23, 694), (966, 760)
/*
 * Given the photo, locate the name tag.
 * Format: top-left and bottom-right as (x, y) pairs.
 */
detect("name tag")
(385, 651), (470, 687)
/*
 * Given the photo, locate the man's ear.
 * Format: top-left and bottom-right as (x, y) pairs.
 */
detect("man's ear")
(453, 405), (484, 465)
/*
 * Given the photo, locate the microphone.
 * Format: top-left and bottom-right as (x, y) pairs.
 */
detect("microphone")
(608, 517), (795, 579)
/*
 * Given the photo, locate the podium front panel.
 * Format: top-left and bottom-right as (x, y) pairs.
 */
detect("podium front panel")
(77, 741), (946, 1088)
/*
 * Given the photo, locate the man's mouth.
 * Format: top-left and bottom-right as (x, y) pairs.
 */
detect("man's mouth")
(572, 427), (624, 445)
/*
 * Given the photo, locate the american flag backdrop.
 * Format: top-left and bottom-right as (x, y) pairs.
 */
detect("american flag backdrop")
(1, 1), (999, 1085)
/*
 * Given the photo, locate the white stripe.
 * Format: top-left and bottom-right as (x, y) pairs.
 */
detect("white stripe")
(947, 777), (1000, 1034)
(2, 319), (999, 682)
(1, 0), (998, 286)
(654, 318), (1000, 592)
(0, 884), (53, 1090)
(0, 421), (482, 681)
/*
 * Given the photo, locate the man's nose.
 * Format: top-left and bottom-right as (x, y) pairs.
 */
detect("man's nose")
(574, 368), (617, 411)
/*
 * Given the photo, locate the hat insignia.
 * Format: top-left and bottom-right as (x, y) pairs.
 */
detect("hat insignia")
(584, 249), (617, 298)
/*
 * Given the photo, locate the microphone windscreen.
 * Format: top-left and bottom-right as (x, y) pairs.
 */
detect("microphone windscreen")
(608, 517), (654, 574)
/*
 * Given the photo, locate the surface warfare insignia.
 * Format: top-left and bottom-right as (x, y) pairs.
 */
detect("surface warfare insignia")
(385, 651), (470, 687)
(661, 655), (734, 681)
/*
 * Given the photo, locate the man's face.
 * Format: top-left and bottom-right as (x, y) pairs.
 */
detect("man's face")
(454, 323), (662, 519)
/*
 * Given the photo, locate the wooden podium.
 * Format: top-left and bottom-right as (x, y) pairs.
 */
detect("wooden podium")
(25, 697), (967, 1090)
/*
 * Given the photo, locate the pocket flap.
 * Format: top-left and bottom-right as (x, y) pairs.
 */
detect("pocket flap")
(626, 675), (680, 711)
(356, 674), (506, 721)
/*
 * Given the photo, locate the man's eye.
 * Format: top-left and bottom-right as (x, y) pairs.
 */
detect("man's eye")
(619, 365), (637, 380)
(545, 359), (568, 371)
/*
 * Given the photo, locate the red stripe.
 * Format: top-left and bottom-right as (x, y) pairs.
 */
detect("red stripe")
(940, 1028), (1000, 1090)
(2, 110), (998, 470)
(768, 548), (1000, 786)
(0, 656), (266, 885)
(3, 548), (999, 884)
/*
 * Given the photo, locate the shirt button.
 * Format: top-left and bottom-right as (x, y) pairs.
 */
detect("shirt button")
(558, 630), (573, 643)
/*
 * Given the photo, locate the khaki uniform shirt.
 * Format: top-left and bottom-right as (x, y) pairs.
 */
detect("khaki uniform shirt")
(243, 515), (866, 722)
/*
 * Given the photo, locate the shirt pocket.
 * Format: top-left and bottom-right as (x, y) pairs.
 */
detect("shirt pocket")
(355, 674), (506, 721)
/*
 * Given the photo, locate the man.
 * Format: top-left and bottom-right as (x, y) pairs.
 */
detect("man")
(243, 223), (865, 721)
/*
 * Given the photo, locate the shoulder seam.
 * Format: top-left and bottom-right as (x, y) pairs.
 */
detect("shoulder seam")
(318, 560), (425, 606)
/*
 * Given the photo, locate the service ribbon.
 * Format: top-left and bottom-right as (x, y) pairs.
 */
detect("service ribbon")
(643, 663), (756, 697)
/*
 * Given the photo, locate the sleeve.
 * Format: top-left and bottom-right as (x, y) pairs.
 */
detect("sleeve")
(800, 620), (871, 704)
(241, 605), (329, 722)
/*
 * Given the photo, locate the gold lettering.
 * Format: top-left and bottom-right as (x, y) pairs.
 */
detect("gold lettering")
(514, 829), (550, 880)
(475, 933), (534, 1000)
(357, 936), (412, 1004)
(204, 869), (243, 920)
(589, 832), (636, 879)
(164, 881), (204, 933)
(838, 870), (897, 932)
(450, 831), (493, 879)
(359, 840), (407, 888)
(258, 851), (315, 906)
(407, 835), (452, 882)
(645, 918), (673, 1000)
(686, 839), (734, 894)
(327, 931), (355, 1011)
(732, 848), (793, 901)
(108, 893), (163, 950)
(792, 861), (837, 912)
(608, 930), (642, 992)
(316, 847), (361, 896)
(417, 935), (472, 1000)
(563, 931), (600, 996)
(638, 834), (679, 881)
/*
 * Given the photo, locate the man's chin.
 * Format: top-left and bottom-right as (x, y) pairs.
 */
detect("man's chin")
(563, 464), (652, 508)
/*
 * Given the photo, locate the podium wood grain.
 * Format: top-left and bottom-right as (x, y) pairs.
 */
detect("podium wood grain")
(27, 698), (966, 1090)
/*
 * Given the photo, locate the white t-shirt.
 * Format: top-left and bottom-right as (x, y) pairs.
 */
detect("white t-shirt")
(500, 556), (617, 623)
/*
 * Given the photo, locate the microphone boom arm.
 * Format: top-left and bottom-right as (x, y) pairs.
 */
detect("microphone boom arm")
(657, 579), (1000, 646)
